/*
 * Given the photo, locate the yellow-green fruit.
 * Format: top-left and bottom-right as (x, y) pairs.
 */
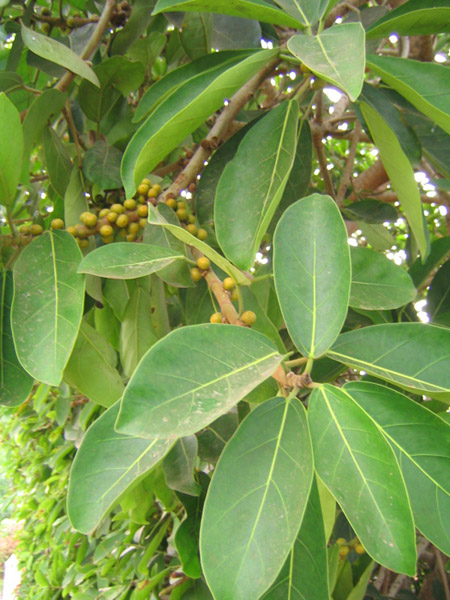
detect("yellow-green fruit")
(107, 211), (118, 223)
(147, 188), (158, 198)
(75, 224), (88, 238)
(41, 22), (51, 34)
(30, 224), (43, 236)
(223, 277), (235, 291)
(336, 538), (347, 545)
(177, 201), (185, 210)
(111, 203), (125, 214)
(196, 256), (210, 271)
(339, 546), (350, 558)
(355, 544), (365, 555)
(19, 225), (31, 235)
(99, 224), (113, 237)
(51, 218), (65, 230)
(165, 198), (177, 210)
(137, 184), (149, 196)
(99, 208), (109, 218)
(188, 214), (196, 224)
(124, 198), (136, 210)
(66, 16), (75, 27)
(141, 178), (151, 187)
(240, 310), (256, 325)
(119, 229), (128, 237)
(137, 204), (148, 217)
(21, 235), (32, 246)
(66, 226), (77, 236)
(128, 222), (140, 235)
(186, 224), (197, 236)
(152, 184), (162, 194)
(197, 228), (207, 241)
(101, 235), (114, 244)
(139, 218), (147, 229)
(230, 288), (238, 302)
(210, 312), (222, 324)
(41, 6), (51, 15)
(126, 233), (137, 242)
(116, 214), (129, 228)
(78, 238), (89, 248)
(190, 267), (202, 282)
(176, 208), (188, 221)
(138, 195), (146, 204)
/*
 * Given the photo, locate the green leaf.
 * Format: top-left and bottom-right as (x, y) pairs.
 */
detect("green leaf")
(163, 436), (201, 496)
(116, 324), (283, 438)
(0, 93), (23, 208)
(360, 101), (429, 259)
(427, 260), (450, 322)
(308, 384), (416, 575)
(262, 477), (329, 600)
(120, 284), (158, 377)
(67, 401), (172, 534)
(180, 12), (213, 60)
(274, 0), (329, 27)
(152, 0), (303, 27)
(200, 397), (313, 600)
(345, 381), (450, 556)
(347, 559), (375, 600)
(121, 49), (279, 197)
(22, 89), (66, 160)
(128, 31), (167, 67)
(367, 0), (450, 38)
(215, 100), (299, 270)
(82, 141), (123, 190)
(43, 127), (73, 198)
(342, 199), (397, 224)
(212, 14), (261, 50)
(197, 412), (238, 464)
(95, 300), (120, 350)
(64, 167), (88, 227)
(328, 323), (450, 395)
(64, 321), (124, 408)
(103, 279), (131, 321)
(110, 0), (157, 56)
(0, 271), (34, 406)
(350, 247), (416, 310)
(404, 111), (450, 179)
(357, 222), (395, 252)
(12, 231), (85, 386)
(367, 55), (450, 136)
(78, 243), (185, 279)
(287, 23), (365, 101)
(148, 205), (251, 286)
(274, 194), (351, 358)
(240, 286), (285, 353)
(21, 24), (99, 86)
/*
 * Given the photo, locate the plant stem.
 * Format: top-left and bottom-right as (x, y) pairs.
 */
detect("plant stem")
(336, 120), (362, 207)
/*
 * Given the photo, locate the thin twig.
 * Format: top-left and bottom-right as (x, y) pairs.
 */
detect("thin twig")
(434, 547), (450, 600)
(312, 130), (335, 198)
(62, 100), (83, 168)
(336, 121), (362, 206)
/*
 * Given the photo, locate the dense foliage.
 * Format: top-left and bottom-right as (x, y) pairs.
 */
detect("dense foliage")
(0, 0), (450, 598)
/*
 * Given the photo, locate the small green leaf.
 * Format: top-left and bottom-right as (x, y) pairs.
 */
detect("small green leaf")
(82, 141), (123, 190)
(67, 401), (172, 534)
(64, 321), (124, 408)
(200, 397), (313, 600)
(274, 194), (351, 358)
(308, 384), (416, 575)
(64, 167), (88, 227)
(215, 100), (299, 270)
(367, 0), (450, 38)
(163, 436), (201, 496)
(287, 23), (365, 101)
(43, 127), (73, 198)
(409, 236), (450, 288)
(360, 101), (429, 258)
(21, 23), (99, 86)
(427, 260), (450, 322)
(12, 231), (85, 386)
(0, 93), (23, 208)
(0, 271), (34, 406)
(22, 89), (66, 160)
(116, 324), (283, 439)
(350, 247), (416, 310)
(345, 381), (450, 556)
(328, 323), (450, 395)
(78, 243), (185, 279)
(274, 0), (329, 27)
(342, 199), (397, 224)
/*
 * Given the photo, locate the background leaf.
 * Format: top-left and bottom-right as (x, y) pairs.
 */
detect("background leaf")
(426, 260), (450, 323)
(22, 89), (66, 160)
(274, 0), (329, 27)
(82, 141), (123, 190)
(212, 14), (261, 50)
(43, 127), (73, 198)
(0, 92), (23, 208)
(163, 436), (201, 496)
(367, 0), (450, 38)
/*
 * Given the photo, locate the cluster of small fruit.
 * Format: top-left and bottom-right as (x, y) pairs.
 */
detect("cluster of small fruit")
(336, 537), (365, 558)
(163, 194), (208, 242)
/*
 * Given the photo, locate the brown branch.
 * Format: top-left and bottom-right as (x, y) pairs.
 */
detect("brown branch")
(336, 121), (362, 207)
(31, 13), (99, 27)
(62, 100), (83, 168)
(312, 129), (335, 198)
(347, 159), (388, 202)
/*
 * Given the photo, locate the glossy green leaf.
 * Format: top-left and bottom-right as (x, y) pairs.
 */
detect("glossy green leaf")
(148, 205), (250, 285)
(215, 100), (299, 270)
(68, 401), (172, 534)
(21, 24), (99, 86)
(103, 279), (131, 321)
(78, 243), (184, 279)
(22, 89), (66, 159)
(427, 260), (450, 322)
(328, 323), (450, 395)
(152, 0), (303, 27)
(64, 167), (88, 227)
(0, 271), (34, 406)
(0, 93), (23, 208)
(360, 101), (429, 258)
(345, 381), (450, 556)
(342, 199), (397, 224)
(404, 110), (450, 179)
(274, 0), (329, 27)
(43, 127), (73, 198)
(409, 236), (450, 288)
(367, 0), (450, 38)
(358, 222), (396, 252)
(197, 412), (238, 464)
(212, 14), (261, 50)
(262, 477), (329, 600)
(64, 321), (124, 408)
(121, 49), (278, 196)
(274, 194), (351, 358)
(287, 23), (365, 101)
(12, 231), (85, 386)
(110, 0), (156, 56)
(116, 324), (283, 439)
(128, 31), (167, 67)
(120, 284), (158, 377)
(180, 12), (213, 60)
(95, 300), (120, 351)
(350, 247), (416, 310)
(308, 384), (416, 575)
(82, 141), (123, 190)
(367, 55), (450, 136)
(200, 397), (313, 600)
(163, 436), (201, 496)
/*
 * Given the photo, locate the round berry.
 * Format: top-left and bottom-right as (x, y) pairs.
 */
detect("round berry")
(336, 538), (347, 545)
(137, 184), (149, 196)
(51, 218), (65, 230)
(240, 310), (256, 325)
(138, 195), (146, 204)
(124, 198), (136, 211)
(107, 211), (118, 223)
(111, 203), (125, 214)
(165, 198), (177, 210)
(128, 222), (140, 235)
(30, 224), (43, 236)
(223, 277), (235, 291)
(19, 225), (30, 235)
(141, 178), (151, 187)
(101, 235), (114, 244)
(230, 288), (238, 302)
(99, 208), (110, 218)
(116, 214), (129, 228)
(196, 257), (210, 271)
(78, 238), (89, 248)
(339, 546), (350, 558)
(177, 201), (185, 210)
(190, 267), (202, 282)
(176, 208), (188, 222)
(137, 204), (148, 217)
(99, 224), (114, 237)
(210, 312), (222, 324)
(355, 544), (365, 555)
(41, 22), (51, 34)
(188, 214), (196, 224)
(147, 188), (158, 199)
(186, 224), (197, 236)
(152, 184), (162, 195)
(197, 228), (207, 241)
(139, 218), (147, 229)
(126, 233), (137, 242)
(66, 226), (77, 236)
(75, 224), (88, 238)
(82, 212), (97, 227)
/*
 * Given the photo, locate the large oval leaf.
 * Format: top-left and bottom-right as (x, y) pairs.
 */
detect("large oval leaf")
(22, 89), (66, 160)
(274, 0), (329, 28)
(344, 381), (450, 556)
(67, 401), (172, 534)
(350, 247), (416, 310)
(12, 230), (85, 386)
(0, 93), (23, 208)
(287, 23), (365, 101)
(308, 384), (416, 575)
(0, 271), (34, 406)
(116, 324), (283, 439)
(274, 194), (351, 358)
(200, 397), (313, 600)
(78, 243), (185, 279)
(327, 323), (450, 395)
(367, 0), (450, 38)
(215, 100), (299, 270)
(121, 49), (278, 196)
